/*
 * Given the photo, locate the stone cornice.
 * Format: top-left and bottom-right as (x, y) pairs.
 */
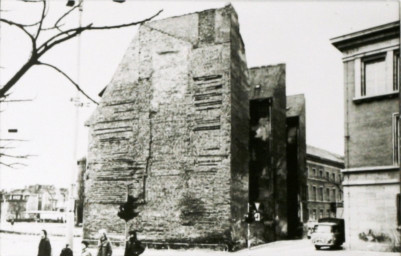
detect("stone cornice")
(331, 21), (399, 52)
(342, 165), (399, 173)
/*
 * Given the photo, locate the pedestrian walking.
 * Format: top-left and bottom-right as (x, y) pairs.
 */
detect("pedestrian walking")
(38, 229), (52, 256)
(81, 241), (92, 256)
(124, 231), (145, 256)
(97, 229), (112, 256)
(60, 244), (73, 256)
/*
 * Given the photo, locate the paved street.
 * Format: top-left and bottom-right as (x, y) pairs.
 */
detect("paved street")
(0, 221), (82, 237)
(0, 233), (399, 256)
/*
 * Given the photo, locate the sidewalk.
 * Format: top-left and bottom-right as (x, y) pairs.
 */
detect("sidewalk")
(0, 221), (82, 237)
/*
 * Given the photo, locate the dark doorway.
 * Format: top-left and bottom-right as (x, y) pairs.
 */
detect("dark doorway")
(287, 117), (301, 238)
(249, 98), (271, 203)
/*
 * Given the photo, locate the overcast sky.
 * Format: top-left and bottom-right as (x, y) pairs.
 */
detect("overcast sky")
(0, 0), (399, 190)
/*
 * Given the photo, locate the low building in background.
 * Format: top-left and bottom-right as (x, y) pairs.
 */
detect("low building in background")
(332, 21), (401, 252)
(2, 185), (68, 222)
(306, 145), (344, 222)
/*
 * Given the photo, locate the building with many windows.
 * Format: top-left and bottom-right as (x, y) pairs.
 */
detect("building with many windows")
(332, 21), (400, 252)
(306, 145), (344, 222)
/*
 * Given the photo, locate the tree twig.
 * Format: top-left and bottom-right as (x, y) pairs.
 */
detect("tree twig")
(34, 0), (47, 40)
(0, 18), (36, 50)
(36, 62), (98, 105)
(0, 153), (34, 159)
(86, 9), (163, 31)
(0, 162), (27, 168)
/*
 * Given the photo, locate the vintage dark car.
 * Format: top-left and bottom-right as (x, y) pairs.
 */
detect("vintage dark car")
(311, 218), (345, 250)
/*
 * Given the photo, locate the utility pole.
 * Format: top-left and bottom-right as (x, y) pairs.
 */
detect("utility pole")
(0, 0), (3, 230)
(66, 1), (83, 249)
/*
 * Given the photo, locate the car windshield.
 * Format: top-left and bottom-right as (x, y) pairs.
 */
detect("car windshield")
(315, 225), (332, 233)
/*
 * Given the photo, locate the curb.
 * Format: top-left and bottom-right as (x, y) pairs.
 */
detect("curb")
(0, 229), (82, 237)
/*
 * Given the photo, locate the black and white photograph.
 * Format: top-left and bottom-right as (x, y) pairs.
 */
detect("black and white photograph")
(0, 0), (400, 255)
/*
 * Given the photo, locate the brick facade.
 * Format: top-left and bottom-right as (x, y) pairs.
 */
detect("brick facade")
(84, 5), (249, 249)
(85, 5), (308, 250)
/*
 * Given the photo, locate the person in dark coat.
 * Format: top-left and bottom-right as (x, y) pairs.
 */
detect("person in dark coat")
(124, 231), (145, 256)
(60, 243), (73, 256)
(38, 229), (52, 256)
(97, 229), (112, 256)
(81, 241), (92, 256)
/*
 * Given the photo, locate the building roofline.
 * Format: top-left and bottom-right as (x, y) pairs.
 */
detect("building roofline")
(286, 93), (305, 99)
(306, 145), (344, 168)
(331, 21), (399, 51)
(147, 3), (234, 25)
(307, 154), (344, 169)
(249, 63), (285, 70)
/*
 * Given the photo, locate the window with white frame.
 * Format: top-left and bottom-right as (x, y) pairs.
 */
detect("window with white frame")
(393, 113), (400, 165)
(361, 54), (387, 97)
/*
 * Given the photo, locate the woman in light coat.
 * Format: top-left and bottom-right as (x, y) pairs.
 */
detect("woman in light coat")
(97, 229), (112, 256)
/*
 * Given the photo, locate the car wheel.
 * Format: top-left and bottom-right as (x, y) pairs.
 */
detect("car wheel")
(315, 245), (321, 250)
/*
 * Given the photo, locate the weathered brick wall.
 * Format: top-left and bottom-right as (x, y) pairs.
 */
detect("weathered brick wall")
(228, 6), (250, 248)
(84, 5), (249, 249)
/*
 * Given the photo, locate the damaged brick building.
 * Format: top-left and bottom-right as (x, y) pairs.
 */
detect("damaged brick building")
(84, 5), (306, 250)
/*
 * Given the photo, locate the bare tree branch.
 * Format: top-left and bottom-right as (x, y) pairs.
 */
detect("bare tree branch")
(37, 9), (162, 55)
(34, 0), (47, 40)
(87, 9), (163, 31)
(0, 99), (33, 102)
(54, 2), (81, 30)
(0, 162), (27, 168)
(0, 153), (35, 159)
(36, 61), (98, 105)
(0, 3), (163, 103)
(0, 146), (15, 150)
(0, 58), (38, 97)
(0, 18), (40, 27)
(18, 0), (43, 2)
(0, 139), (28, 142)
(0, 18), (36, 49)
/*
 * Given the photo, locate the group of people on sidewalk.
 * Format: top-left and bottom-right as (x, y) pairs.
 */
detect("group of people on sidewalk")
(38, 229), (145, 256)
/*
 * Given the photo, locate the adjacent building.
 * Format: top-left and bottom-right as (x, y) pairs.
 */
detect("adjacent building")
(286, 94), (307, 235)
(331, 21), (401, 251)
(306, 145), (344, 222)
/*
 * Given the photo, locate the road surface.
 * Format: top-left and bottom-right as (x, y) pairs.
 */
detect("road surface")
(0, 233), (399, 256)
